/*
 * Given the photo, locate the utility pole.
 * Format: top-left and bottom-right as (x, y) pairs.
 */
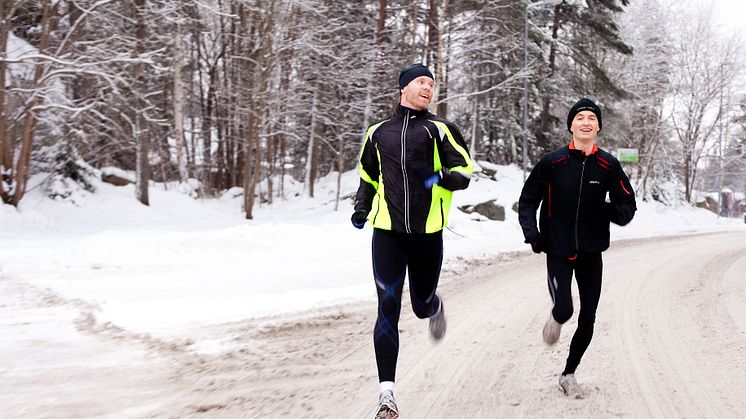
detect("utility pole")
(717, 63), (724, 218)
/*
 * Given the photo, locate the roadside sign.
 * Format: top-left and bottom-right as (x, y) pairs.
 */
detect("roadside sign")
(618, 148), (638, 163)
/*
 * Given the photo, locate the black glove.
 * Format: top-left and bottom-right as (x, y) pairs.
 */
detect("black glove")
(530, 241), (543, 254)
(351, 210), (368, 229)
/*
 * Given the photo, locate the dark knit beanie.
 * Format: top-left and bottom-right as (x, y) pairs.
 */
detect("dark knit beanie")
(567, 98), (602, 132)
(399, 63), (434, 90)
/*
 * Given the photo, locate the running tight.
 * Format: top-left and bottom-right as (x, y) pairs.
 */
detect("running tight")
(546, 252), (603, 375)
(372, 228), (443, 382)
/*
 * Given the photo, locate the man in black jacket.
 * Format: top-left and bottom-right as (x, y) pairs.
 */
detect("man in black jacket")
(518, 98), (636, 399)
(352, 63), (473, 419)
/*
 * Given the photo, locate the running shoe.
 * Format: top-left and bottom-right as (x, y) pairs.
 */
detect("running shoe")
(558, 373), (584, 399)
(429, 297), (447, 341)
(375, 390), (399, 419)
(542, 312), (561, 345)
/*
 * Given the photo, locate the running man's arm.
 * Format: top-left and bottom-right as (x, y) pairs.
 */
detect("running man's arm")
(518, 159), (549, 244)
(354, 127), (380, 213)
(605, 160), (636, 226)
(434, 121), (473, 191)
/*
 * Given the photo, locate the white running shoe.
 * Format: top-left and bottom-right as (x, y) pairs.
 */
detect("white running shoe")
(542, 312), (561, 345)
(375, 390), (399, 419)
(558, 374), (584, 399)
(429, 297), (447, 341)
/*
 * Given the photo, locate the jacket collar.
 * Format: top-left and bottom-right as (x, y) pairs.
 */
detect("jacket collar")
(569, 140), (598, 157)
(393, 104), (430, 119)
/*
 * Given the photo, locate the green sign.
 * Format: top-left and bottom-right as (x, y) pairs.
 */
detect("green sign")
(618, 148), (638, 163)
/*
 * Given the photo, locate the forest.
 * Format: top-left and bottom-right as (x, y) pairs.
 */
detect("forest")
(1, 0), (744, 218)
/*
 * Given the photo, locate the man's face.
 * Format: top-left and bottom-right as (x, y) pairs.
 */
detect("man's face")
(570, 110), (600, 142)
(400, 76), (434, 111)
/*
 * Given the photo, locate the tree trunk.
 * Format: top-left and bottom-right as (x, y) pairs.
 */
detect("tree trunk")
(470, 97), (479, 156)
(305, 92), (318, 198)
(406, 2), (416, 62)
(537, 5), (562, 153)
(427, 0), (440, 106)
(243, 112), (256, 219)
(277, 58), (291, 201)
(684, 145), (692, 202)
(215, 95), (226, 189)
(377, 0), (386, 45)
(640, 109), (664, 200)
(243, 0), (274, 217)
(12, 0), (52, 206)
(202, 65), (216, 190)
(436, 0), (449, 118)
(334, 134), (343, 212)
(172, 10), (188, 182)
(133, 0), (149, 206)
(0, 0), (12, 204)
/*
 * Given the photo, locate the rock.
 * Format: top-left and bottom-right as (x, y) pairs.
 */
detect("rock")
(459, 199), (505, 221)
(480, 166), (497, 178)
(101, 172), (133, 186)
(695, 196), (717, 214)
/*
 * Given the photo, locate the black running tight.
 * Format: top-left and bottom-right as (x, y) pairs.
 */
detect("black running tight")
(546, 252), (603, 375)
(372, 228), (443, 382)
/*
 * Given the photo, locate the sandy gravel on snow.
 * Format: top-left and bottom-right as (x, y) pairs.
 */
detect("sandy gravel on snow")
(1, 232), (745, 418)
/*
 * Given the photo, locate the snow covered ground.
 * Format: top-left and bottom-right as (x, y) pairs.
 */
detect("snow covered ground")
(1, 164), (743, 340)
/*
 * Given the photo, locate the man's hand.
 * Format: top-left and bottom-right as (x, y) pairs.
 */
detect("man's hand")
(423, 173), (440, 189)
(351, 210), (368, 229)
(530, 241), (543, 254)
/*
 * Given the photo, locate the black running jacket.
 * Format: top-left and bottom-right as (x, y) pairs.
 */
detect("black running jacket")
(518, 142), (636, 257)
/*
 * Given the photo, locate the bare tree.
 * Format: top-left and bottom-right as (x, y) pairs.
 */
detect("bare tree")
(668, 3), (742, 202)
(0, 0), (54, 206)
(610, 0), (673, 200)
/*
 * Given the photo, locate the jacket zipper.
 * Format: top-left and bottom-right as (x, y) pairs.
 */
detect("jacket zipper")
(574, 156), (587, 253)
(401, 110), (411, 233)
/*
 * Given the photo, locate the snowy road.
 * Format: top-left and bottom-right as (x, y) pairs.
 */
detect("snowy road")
(1, 231), (745, 418)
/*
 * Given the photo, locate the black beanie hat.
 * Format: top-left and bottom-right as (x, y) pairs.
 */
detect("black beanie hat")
(399, 63), (434, 90)
(567, 98), (602, 132)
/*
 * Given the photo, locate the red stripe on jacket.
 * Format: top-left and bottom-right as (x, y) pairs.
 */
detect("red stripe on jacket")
(620, 180), (631, 195)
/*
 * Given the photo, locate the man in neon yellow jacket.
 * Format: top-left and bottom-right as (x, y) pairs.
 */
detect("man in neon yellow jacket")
(351, 63), (473, 419)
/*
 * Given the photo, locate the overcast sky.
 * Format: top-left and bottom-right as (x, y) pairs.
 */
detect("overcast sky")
(712, 0), (746, 32)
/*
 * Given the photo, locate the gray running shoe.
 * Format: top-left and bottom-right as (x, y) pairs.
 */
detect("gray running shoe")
(558, 373), (584, 399)
(375, 390), (399, 419)
(429, 297), (446, 341)
(542, 312), (561, 345)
